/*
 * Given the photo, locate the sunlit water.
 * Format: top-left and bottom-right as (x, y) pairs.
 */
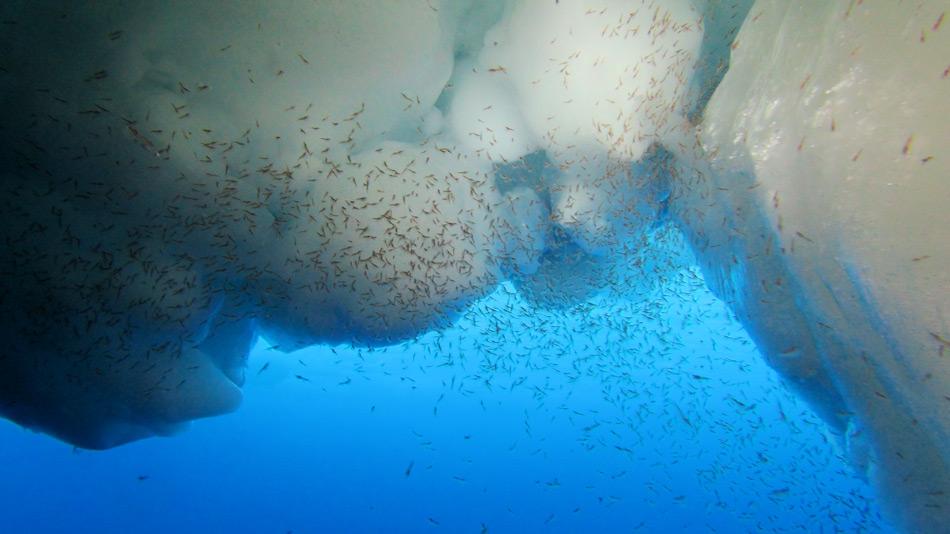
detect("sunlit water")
(0, 273), (887, 533)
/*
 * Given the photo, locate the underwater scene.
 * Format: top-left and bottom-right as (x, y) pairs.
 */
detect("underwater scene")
(0, 1), (946, 533)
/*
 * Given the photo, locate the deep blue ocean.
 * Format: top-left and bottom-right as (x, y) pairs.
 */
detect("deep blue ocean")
(0, 274), (888, 533)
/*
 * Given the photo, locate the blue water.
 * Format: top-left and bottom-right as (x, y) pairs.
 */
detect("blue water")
(0, 275), (887, 533)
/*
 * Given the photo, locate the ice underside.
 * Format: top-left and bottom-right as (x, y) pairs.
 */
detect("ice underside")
(0, 1), (946, 531)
